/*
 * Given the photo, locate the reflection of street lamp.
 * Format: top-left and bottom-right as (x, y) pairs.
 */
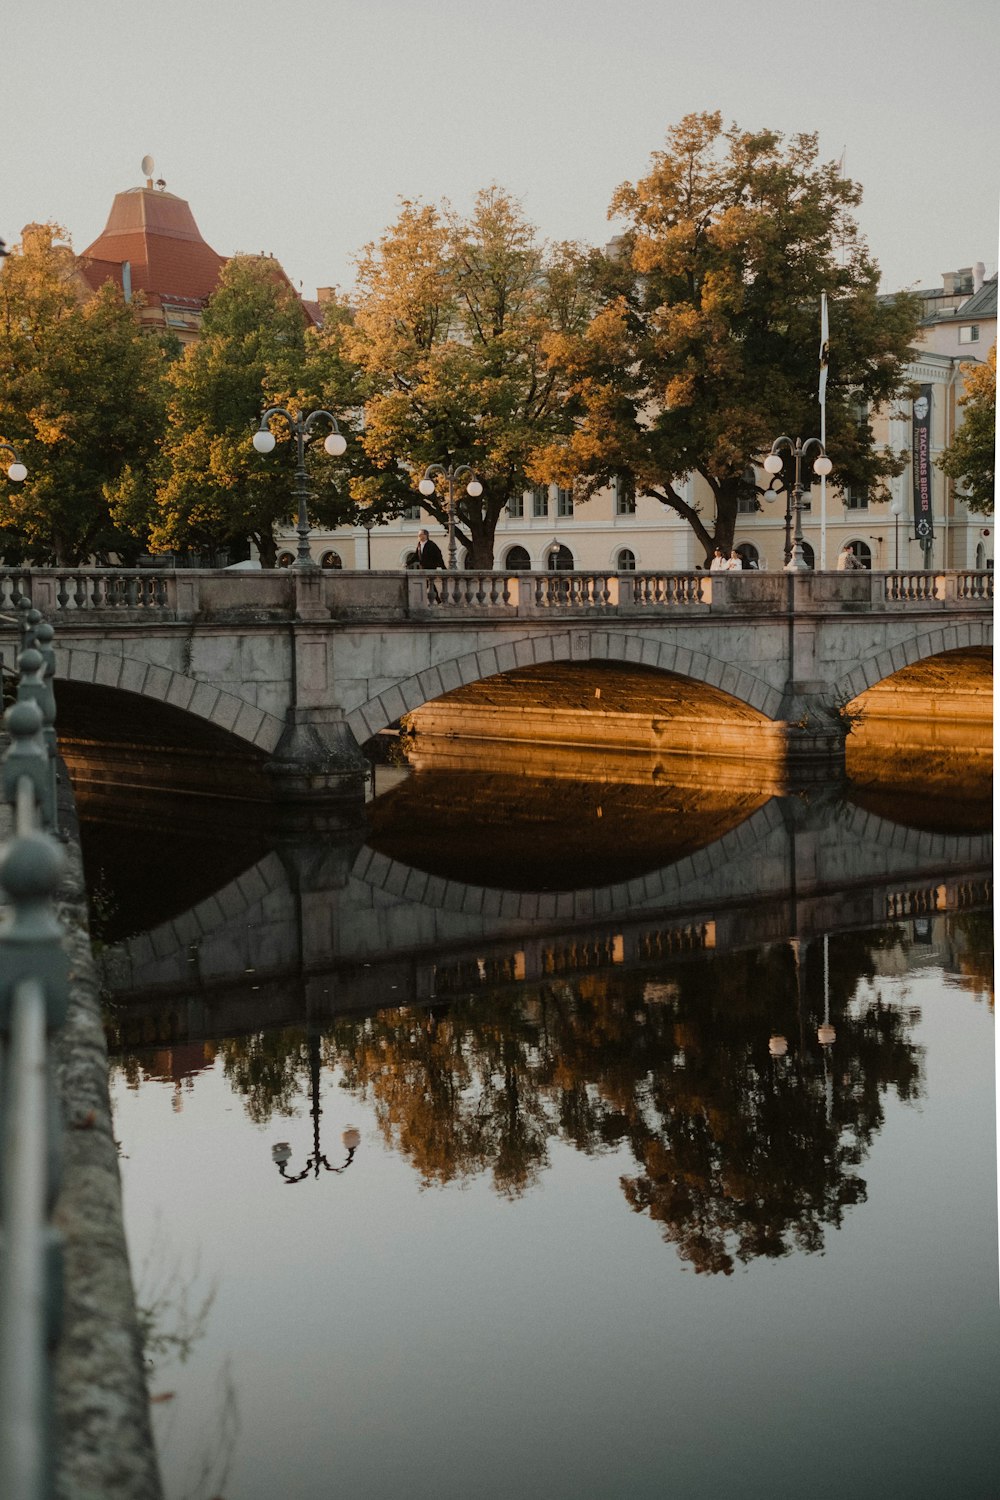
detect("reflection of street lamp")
(270, 1031), (360, 1184)
(763, 437), (832, 572)
(252, 406), (347, 571)
(1, 441), (28, 483)
(418, 463), (483, 571)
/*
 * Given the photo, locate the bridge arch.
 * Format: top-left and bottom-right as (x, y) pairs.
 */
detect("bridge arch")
(344, 627), (784, 745)
(832, 619), (993, 705)
(57, 645), (286, 754)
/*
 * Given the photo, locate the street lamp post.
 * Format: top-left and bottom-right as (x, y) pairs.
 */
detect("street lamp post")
(1, 442), (28, 484)
(763, 436), (833, 572)
(418, 463), (483, 571)
(252, 406), (347, 571)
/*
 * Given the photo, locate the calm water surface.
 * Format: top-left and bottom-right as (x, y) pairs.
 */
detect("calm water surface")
(83, 761), (997, 1500)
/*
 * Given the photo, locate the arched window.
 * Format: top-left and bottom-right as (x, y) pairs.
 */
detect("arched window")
(847, 539), (872, 569)
(277, 552), (295, 569)
(320, 551), (343, 569)
(547, 544), (574, 571)
(735, 542), (760, 569)
(505, 545), (532, 571)
(616, 548), (636, 571)
(404, 551), (420, 570)
(976, 542), (986, 570)
(800, 541), (816, 569)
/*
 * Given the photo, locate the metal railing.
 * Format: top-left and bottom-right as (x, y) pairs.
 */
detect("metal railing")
(0, 606), (70, 1500)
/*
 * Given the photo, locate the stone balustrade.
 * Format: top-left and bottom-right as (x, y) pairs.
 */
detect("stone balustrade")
(2, 566), (992, 624)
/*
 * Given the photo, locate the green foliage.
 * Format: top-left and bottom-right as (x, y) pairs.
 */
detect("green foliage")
(539, 113), (922, 558)
(348, 188), (593, 567)
(144, 257), (364, 566)
(0, 223), (169, 564)
(938, 345), (996, 514)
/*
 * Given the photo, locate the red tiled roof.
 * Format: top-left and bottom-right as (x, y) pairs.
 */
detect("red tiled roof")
(81, 186), (226, 303)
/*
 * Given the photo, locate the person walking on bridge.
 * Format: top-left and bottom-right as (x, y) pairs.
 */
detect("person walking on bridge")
(416, 529), (445, 570)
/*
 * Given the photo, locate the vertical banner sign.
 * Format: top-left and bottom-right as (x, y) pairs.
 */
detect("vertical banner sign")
(912, 385), (934, 545)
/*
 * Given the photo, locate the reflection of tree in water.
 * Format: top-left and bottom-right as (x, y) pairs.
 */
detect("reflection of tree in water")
(219, 1028), (309, 1124)
(316, 932), (925, 1272)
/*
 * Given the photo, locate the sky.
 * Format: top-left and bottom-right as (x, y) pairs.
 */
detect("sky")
(4, 0), (999, 302)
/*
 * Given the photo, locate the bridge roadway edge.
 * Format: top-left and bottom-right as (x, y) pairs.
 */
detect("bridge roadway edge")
(1, 744), (165, 1499)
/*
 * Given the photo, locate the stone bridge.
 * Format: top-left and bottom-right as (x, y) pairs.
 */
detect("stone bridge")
(2, 566), (992, 803)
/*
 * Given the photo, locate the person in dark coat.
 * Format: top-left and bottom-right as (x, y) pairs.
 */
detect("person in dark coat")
(416, 529), (445, 570)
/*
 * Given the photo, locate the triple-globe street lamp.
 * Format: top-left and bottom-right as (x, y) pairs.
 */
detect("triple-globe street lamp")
(418, 463), (483, 571)
(252, 406), (347, 571)
(763, 436), (833, 572)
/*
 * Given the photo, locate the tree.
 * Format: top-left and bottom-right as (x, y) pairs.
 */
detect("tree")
(348, 189), (592, 568)
(142, 257), (362, 567)
(539, 114), (923, 560)
(938, 344), (995, 514)
(0, 223), (169, 564)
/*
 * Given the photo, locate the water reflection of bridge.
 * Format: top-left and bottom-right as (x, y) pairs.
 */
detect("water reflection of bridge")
(102, 795), (991, 1048)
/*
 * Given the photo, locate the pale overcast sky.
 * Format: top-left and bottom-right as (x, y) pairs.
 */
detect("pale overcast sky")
(5, 0), (999, 300)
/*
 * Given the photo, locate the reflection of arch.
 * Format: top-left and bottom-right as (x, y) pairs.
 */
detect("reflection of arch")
(616, 548), (636, 571)
(353, 799), (991, 917)
(505, 545), (532, 572)
(847, 539), (872, 569)
(320, 550), (343, 569)
(547, 544), (574, 571)
(832, 626), (993, 705)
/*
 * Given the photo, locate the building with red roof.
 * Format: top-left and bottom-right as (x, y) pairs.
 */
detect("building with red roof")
(78, 171), (316, 342)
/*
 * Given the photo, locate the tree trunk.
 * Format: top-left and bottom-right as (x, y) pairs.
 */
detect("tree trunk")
(257, 532), (278, 568)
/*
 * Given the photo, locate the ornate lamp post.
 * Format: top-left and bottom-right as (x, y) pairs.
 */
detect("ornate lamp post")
(763, 436), (832, 572)
(270, 1030), (360, 1185)
(1, 442), (28, 483)
(252, 406), (347, 571)
(418, 463), (483, 571)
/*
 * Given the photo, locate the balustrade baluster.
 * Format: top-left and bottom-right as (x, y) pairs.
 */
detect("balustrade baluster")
(125, 575), (138, 607)
(73, 575), (87, 610)
(56, 576), (69, 611)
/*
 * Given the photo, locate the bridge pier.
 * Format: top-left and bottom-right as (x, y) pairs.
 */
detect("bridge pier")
(264, 709), (369, 826)
(776, 688), (851, 785)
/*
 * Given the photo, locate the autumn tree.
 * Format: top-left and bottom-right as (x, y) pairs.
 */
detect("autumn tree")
(938, 344), (996, 514)
(0, 222), (169, 564)
(348, 189), (592, 567)
(140, 257), (363, 566)
(539, 113), (922, 560)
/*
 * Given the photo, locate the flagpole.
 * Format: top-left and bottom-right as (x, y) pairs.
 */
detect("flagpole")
(819, 292), (829, 569)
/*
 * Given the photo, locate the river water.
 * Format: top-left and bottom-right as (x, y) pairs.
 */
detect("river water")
(81, 746), (996, 1500)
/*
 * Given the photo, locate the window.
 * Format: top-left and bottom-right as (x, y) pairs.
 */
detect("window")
(507, 492), (525, 519)
(320, 551), (343, 569)
(845, 486), (869, 511)
(532, 485), (549, 518)
(737, 468), (760, 514)
(613, 475), (636, 515)
(547, 544), (574, 571)
(402, 501), (422, 520)
(616, 548), (636, 571)
(847, 539), (872, 569)
(277, 552), (294, 568)
(556, 487), (574, 518)
(959, 324), (980, 344)
(505, 545), (531, 571)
